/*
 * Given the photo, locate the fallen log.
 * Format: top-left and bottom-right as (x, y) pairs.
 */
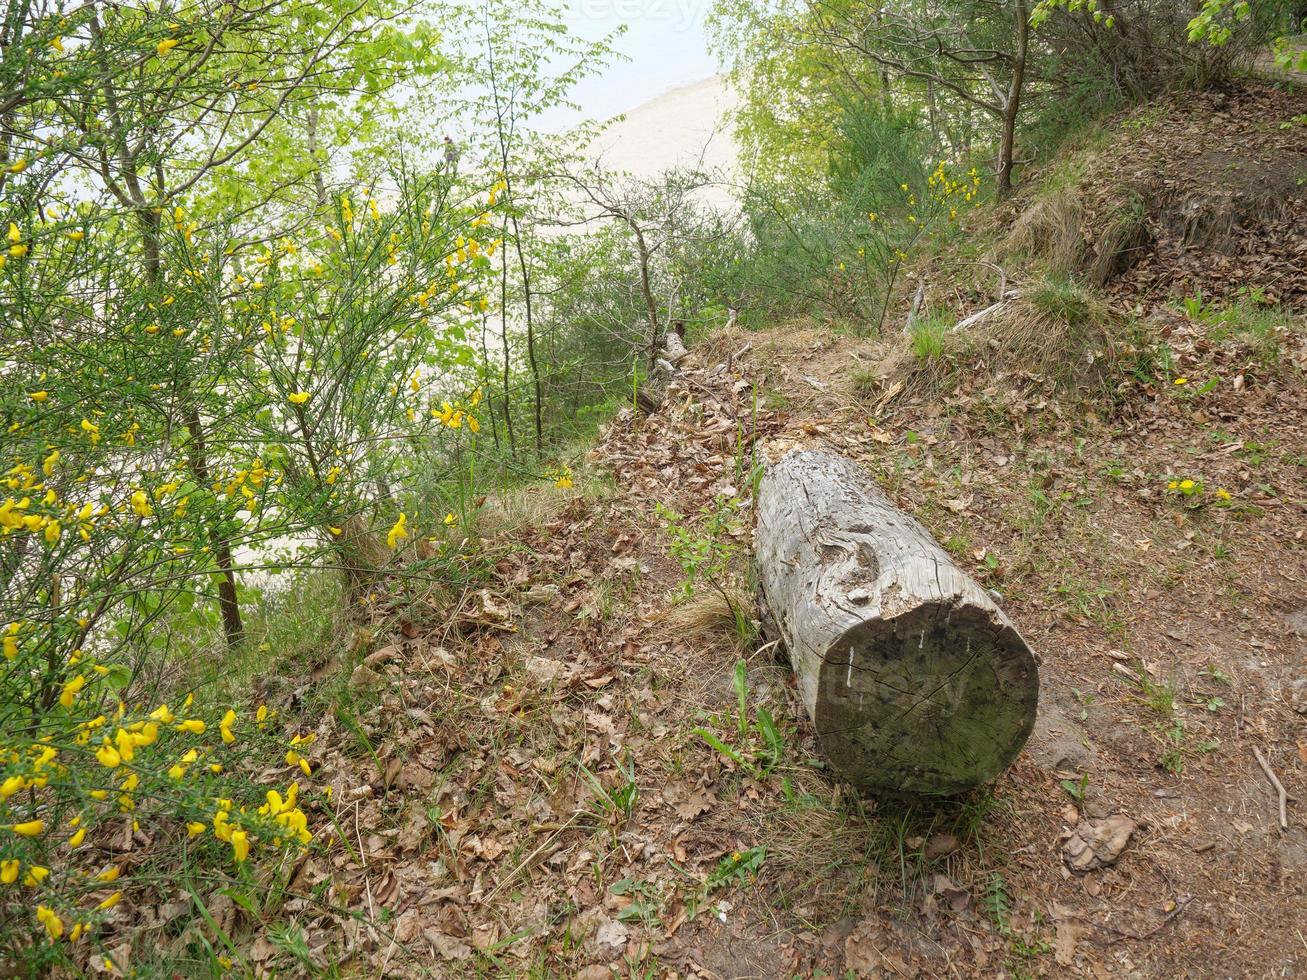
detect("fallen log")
(755, 449), (1039, 795)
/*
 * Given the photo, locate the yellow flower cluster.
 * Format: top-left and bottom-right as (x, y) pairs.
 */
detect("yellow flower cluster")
(2, 681), (321, 959)
(172, 205), (197, 243)
(0, 459), (117, 548)
(7, 222), (29, 259)
(432, 387), (482, 433)
(1165, 476), (1204, 501)
(548, 465), (574, 490)
(386, 512), (408, 549)
(285, 732), (315, 777)
(925, 161), (982, 216)
(214, 458), (275, 517)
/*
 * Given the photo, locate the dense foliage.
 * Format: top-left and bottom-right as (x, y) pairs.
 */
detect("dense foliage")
(708, 0), (1303, 323)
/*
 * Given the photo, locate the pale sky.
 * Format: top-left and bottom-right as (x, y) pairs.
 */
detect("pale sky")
(544, 0), (719, 129)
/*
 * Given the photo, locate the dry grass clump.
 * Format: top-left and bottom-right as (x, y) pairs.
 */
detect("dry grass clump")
(876, 276), (1120, 397)
(1085, 199), (1152, 285)
(471, 462), (611, 538)
(996, 182), (1153, 288)
(988, 277), (1117, 380)
(474, 483), (569, 536)
(998, 189), (1085, 275)
(653, 586), (757, 649)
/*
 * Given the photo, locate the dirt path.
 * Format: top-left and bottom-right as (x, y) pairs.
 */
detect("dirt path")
(282, 310), (1305, 978)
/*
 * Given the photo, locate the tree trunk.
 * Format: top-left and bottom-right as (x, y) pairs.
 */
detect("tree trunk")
(631, 224), (661, 375)
(180, 402), (243, 647)
(498, 214), (516, 457)
(508, 207), (543, 453)
(140, 206), (245, 649)
(635, 329), (687, 414)
(997, 1), (1030, 200)
(754, 450), (1038, 795)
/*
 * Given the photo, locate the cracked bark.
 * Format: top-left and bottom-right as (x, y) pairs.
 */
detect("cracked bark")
(755, 450), (1038, 795)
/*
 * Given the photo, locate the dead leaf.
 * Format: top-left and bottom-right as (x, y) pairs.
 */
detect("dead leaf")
(1054, 920), (1085, 967)
(348, 663), (384, 691)
(932, 873), (971, 911)
(594, 914), (628, 949)
(372, 869), (399, 906)
(363, 645), (399, 668)
(524, 656), (567, 686)
(924, 833), (960, 861)
(942, 495), (973, 513)
(463, 590), (514, 629)
(425, 928), (473, 962)
(666, 784), (713, 821)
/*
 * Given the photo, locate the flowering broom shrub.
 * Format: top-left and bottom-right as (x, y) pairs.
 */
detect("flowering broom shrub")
(0, 5), (503, 970)
(0, 163), (499, 965)
(850, 159), (985, 329)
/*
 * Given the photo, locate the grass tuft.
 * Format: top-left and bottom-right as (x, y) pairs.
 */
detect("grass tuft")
(908, 313), (950, 362)
(999, 189), (1084, 275)
(653, 587), (757, 650)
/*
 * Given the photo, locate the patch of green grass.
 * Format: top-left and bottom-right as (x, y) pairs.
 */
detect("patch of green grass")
(985, 871), (1051, 974)
(694, 659), (786, 780)
(1027, 276), (1096, 326)
(942, 531), (973, 558)
(1184, 298), (1301, 367)
(1134, 670), (1177, 719)
(1236, 440), (1273, 468)
(1157, 718), (1218, 775)
(1054, 573), (1125, 636)
(907, 313), (950, 362)
(1060, 773), (1089, 802)
(195, 569), (347, 704)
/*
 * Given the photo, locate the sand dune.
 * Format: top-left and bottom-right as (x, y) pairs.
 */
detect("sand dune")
(585, 75), (739, 190)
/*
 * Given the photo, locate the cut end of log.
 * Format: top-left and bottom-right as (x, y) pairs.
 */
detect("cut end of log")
(816, 600), (1037, 796)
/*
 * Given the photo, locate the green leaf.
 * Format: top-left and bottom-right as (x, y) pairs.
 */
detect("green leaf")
(694, 728), (748, 768)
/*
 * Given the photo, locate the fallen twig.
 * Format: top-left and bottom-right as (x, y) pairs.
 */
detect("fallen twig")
(1098, 895), (1191, 944)
(1252, 745), (1290, 830)
(950, 290), (1021, 333)
(482, 809), (583, 905)
(353, 801), (376, 923)
(727, 340), (752, 368)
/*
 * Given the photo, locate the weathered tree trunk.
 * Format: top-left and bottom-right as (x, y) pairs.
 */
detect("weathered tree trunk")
(755, 450), (1038, 795)
(635, 330), (688, 414)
